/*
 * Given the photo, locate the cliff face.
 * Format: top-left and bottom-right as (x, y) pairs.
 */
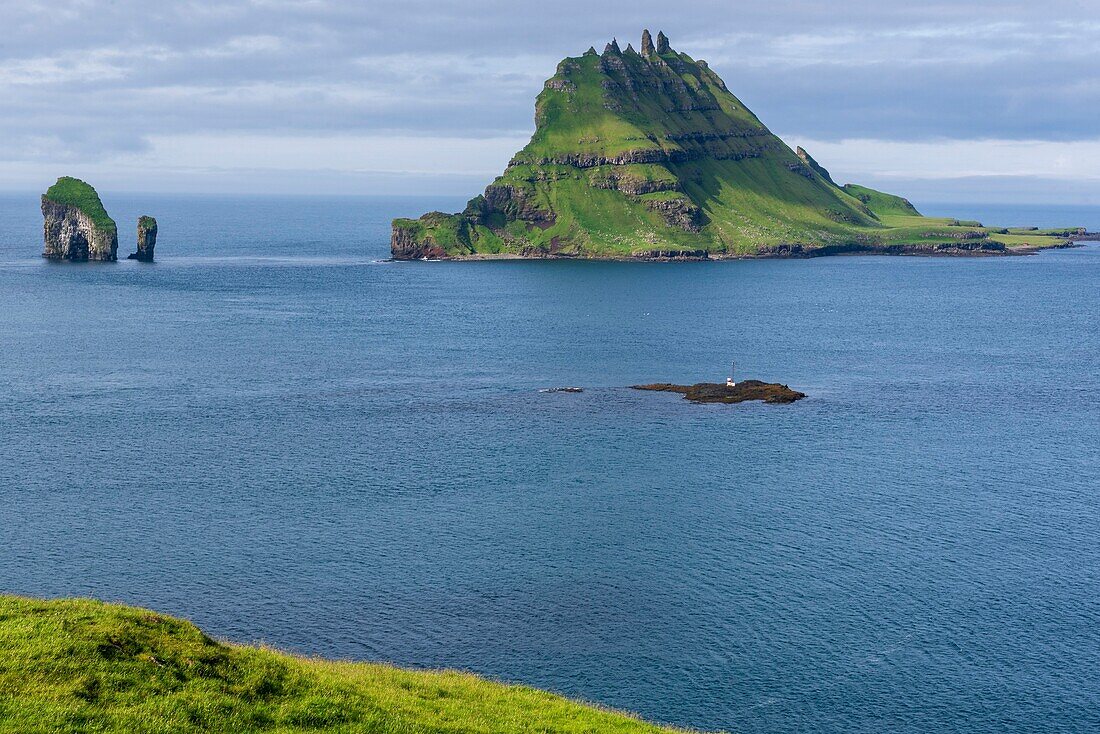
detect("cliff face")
(128, 216), (158, 261)
(392, 32), (1081, 260)
(41, 177), (118, 261)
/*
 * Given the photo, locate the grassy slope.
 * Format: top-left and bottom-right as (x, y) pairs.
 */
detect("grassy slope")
(393, 42), (1080, 257)
(43, 177), (117, 233)
(840, 184), (920, 217)
(0, 595), (695, 734)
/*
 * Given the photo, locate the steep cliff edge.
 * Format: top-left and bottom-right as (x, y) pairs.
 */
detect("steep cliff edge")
(0, 594), (687, 733)
(41, 177), (118, 261)
(392, 32), (1081, 260)
(128, 215), (158, 261)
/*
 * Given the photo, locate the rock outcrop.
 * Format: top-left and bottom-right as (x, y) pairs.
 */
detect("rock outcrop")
(41, 177), (118, 261)
(796, 146), (837, 186)
(633, 380), (806, 404)
(128, 216), (158, 261)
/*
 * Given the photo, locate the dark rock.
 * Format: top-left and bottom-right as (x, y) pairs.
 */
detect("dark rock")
(749, 240), (1008, 257)
(390, 212), (458, 259)
(786, 162), (815, 178)
(642, 197), (708, 232)
(128, 216), (157, 262)
(630, 249), (710, 260)
(921, 230), (986, 240)
(796, 146), (837, 186)
(545, 78), (576, 93)
(482, 183), (555, 225)
(516, 146), (759, 169)
(655, 31), (670, 54)
(587, 169), (680, 195)
(633, 380), (806, 404)
(641, 29), (655, 57)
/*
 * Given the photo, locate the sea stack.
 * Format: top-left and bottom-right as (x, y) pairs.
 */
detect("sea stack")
(128, 216), (158, 262)
(41, 177), (118, 261)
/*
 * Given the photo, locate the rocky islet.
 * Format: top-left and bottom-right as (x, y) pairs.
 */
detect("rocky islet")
(633, 380), (807, 404)
(41, 177), (158, 263)
(41, 177), (118, 261)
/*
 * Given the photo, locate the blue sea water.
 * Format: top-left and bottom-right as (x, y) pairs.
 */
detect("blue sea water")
(1, 192), (1098, 733)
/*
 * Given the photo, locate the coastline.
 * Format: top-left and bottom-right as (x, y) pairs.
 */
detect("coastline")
(392, 236), (1096, 262)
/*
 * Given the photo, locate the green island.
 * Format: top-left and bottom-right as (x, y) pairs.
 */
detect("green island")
(41, 176), (120, 261)
(392, 31), (1089, 260)
(0, 595), (695, 734)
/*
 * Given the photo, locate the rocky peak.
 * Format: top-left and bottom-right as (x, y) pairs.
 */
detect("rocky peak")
(603, 38), (621, 56)
(641, 29), (655, 56)
(795, 146), (837, 186)
(656, 31), (670, 54)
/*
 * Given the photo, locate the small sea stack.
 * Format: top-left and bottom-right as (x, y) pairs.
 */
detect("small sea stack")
(633, 380), (806, 404)
(128, 216), (158, 262)
(41, 177), (118, 261)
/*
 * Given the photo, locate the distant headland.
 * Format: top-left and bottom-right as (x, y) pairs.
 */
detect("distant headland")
(392, 31), (1091, 261)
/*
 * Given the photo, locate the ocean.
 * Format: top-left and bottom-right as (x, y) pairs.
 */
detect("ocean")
(1, 193), (1097, 733)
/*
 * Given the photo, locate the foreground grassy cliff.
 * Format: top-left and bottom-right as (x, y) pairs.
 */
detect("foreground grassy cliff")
(392, 31), (1083, 260)
(0, 595), (693, 733)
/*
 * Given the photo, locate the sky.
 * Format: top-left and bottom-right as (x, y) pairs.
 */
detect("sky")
(2, 0), (1099, 203)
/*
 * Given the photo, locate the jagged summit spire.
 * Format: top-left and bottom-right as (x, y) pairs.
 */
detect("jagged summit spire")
(584, 46), (597, 56)
(641, 29), (654, 56)
(656, 30), (670, 54)
(603, 38), (621, 56)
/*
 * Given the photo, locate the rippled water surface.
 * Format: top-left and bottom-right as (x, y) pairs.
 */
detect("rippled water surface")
(1, 193), (1098, 733)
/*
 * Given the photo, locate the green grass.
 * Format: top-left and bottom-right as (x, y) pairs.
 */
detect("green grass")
(839, 184), (920, 218)
(0, 595), (701, 734)
(42, 177), (116, 233)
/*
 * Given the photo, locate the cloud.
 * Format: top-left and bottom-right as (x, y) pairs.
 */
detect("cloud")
(138, 133), (526, 176)
(790, 137), (1100, 181)
(0, 0), (1098, 197)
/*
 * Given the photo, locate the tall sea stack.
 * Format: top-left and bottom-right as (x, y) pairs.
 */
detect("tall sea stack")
(128, 216), (158, 262)
(41, 177), (118, 261)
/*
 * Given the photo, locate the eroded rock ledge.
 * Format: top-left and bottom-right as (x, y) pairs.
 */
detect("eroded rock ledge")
(633, 380), (806, 404)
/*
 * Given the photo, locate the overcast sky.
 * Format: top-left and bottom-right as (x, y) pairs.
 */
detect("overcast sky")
(2, 0), (1099, 202)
